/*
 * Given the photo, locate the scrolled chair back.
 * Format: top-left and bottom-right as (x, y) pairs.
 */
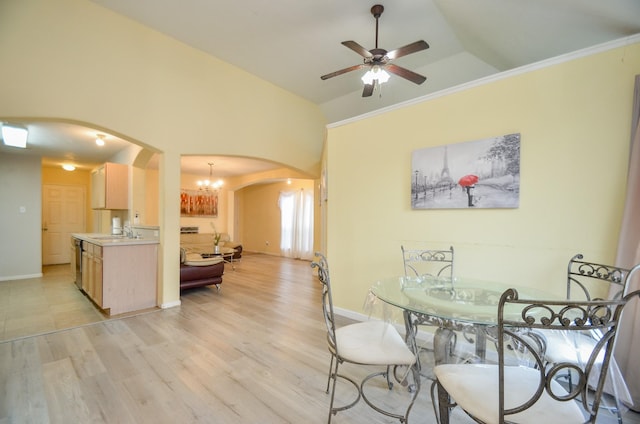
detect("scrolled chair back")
(401, 245), (455, 280)
(566, 253), (640, 300)
(495, 288), (637, 422)
(311, 252), (338, 353)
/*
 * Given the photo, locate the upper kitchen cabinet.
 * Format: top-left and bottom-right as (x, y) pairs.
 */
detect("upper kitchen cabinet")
(91, 162), (129, 209)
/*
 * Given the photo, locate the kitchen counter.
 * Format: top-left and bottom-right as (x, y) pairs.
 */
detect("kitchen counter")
(72, 233), (159, 247)
(72, 234), (158, 316)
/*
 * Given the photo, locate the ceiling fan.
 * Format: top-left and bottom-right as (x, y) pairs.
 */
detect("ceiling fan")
(321, 4), (429, 97)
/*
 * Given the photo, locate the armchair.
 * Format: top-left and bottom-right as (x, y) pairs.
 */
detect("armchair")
(179, 248), (225, 291)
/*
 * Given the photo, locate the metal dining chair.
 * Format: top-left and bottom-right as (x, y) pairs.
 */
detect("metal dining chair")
(434, 287), (637, 424)
(401, 245), (454, 281)
(400, 245), (459, 417)
(311, 252), (419, 424)
(541, 254), (640, 422)
(400, 245), (455, 344)
(564, 254), (640, 301)
(400, 245), (459, 361)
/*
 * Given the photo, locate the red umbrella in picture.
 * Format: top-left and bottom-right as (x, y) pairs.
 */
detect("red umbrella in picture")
(458, 174), (479, 187)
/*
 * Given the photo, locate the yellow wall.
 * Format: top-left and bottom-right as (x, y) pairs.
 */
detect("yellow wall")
(143, 167), (159, 226)
(237, 179), (317, 255)
(326, 42), (640, 314)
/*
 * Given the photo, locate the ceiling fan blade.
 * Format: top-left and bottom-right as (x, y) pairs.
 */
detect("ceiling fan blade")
(320, 64), (365, 80)
(386, 40), (429, 61)
(342, 41), (373, 58)
(362, 81), (375, 97)
(386, 64), (427, 85)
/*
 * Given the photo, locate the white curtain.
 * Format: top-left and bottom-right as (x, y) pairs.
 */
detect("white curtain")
(614, 74), (640, 410)
(278, 189), (314, 260)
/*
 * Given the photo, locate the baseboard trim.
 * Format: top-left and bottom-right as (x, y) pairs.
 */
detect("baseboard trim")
(161, 300), (181, 309)
(0, 272), (43, 281)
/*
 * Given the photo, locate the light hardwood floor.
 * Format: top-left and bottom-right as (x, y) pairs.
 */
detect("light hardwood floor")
(1, 253), (638, 423)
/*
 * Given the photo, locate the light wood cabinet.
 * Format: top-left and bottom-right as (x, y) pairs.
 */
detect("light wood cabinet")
(91, 162), (129, 209)
(80, 239), (156, 315)
(93, 248), (103, 307)
(102, 244), (157, 315)
(70, 238), (76, 282)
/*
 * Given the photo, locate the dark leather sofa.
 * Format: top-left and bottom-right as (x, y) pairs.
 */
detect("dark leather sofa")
(179, 248), (225, 291)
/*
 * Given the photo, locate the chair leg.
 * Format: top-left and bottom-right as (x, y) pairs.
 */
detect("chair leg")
(430, 379), (441, 424)
(360, 364), (421, 423)
(385, 365), (393, 389)
(326, 356), (360, 423)
(436, 380), (452, 424)
(327, 357), (339, 424)
(326, 355), (335, 394)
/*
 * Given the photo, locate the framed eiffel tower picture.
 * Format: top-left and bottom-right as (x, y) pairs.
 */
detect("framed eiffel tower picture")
(411, 133), (520, 209)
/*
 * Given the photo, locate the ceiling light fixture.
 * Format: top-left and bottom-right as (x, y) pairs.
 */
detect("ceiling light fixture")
(95, 134), (106, 146)
(361, 65), (390, 85)
(62, 164), (76, 171)
(1, 124), (28, 148)
(197, 162), (223, 191)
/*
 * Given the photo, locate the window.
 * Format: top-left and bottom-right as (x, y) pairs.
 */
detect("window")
(279, 189), (314, 260)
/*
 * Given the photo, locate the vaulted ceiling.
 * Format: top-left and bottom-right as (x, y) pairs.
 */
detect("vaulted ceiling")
(90, 0), (640, 123)
(3, 0), (640, 174)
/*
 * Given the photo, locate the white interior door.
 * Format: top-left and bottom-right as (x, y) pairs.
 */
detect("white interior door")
(42, 184), (86, 265)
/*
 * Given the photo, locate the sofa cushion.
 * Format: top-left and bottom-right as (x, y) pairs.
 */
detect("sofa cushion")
(184, 253), (224, 267)
(181, 233), (243, 260)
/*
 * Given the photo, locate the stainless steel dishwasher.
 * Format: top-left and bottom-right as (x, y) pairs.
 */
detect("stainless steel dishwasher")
(74, 238), (83, 289)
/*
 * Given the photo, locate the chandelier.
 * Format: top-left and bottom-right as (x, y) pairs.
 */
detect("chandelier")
(197, 162), (223, 191)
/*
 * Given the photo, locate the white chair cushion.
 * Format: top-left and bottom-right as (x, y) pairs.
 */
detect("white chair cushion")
(336, 321), (416, 366)
(434, 363), (585, 424)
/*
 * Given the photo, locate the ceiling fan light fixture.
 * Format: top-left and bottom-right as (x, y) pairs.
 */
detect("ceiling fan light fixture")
(1, 124), (28, 148)
(62, 164), (76, 171)
(361, 66), (390, 85)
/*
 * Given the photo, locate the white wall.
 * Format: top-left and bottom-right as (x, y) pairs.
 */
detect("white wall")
(0, 154), (42, 280)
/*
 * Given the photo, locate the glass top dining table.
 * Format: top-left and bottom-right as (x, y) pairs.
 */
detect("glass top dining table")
(370, 275), (633, 409)
(369, 275), (560, 364)
(370, 275), (559, 325)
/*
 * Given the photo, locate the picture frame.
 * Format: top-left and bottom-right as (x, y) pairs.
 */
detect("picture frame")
(411, 133), (520, 209)
(180, 188), (218, 217)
